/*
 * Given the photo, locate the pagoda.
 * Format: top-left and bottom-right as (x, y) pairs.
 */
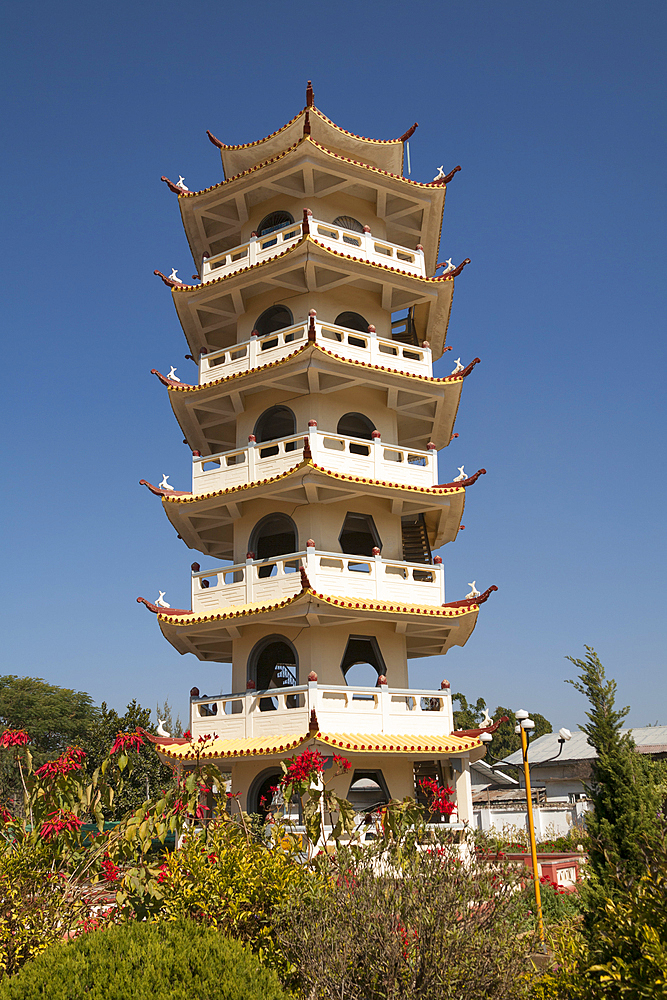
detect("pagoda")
(138, 84), (497, 826)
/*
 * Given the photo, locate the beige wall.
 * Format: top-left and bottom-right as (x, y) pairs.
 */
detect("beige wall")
(236, 384), (396, 446)
(236, 285), (393, 342)
(239, 191), (388, 247)
(231, 620), (408, 690)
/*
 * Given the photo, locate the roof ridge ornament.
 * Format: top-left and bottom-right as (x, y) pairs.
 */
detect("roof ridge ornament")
(154, 269), (183, 288)
(306, 80), (314, 108)
(432, 164), (461, 185)
(206, 130), (224, 149)
(398, 122), (419, 143)
(435, 468), (486, 489)
(436, 258), (470, 277)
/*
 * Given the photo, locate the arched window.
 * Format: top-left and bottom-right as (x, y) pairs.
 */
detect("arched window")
(333, 216), (365, 234)
(336, 412), (375, 455)
(247, 767), (283, 818)
(254, 304), (294, 337)
(248, 635), (298, 712)
(339, 512), (381, 557)
(256, 211), (294, 237)
(254, 405), (297, 453)
(249, 513), (298, 577)
(334, 311), (369, 333)
(340, 635), (386, 686)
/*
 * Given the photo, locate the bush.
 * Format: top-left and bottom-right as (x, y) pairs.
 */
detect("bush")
(277, 837), (536, 1000)
(0, 918), (289, 1000)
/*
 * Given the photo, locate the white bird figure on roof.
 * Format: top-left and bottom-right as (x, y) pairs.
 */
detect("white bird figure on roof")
(167, 366), (181, 382)
(451, 357), (464, 374)
(159, 474), (175, 491)
(442, 258), (454, 273)
(481, 708), (492, 727)
(168, 268), (183, 284)
(175, 175), (189, 192)
(155, 591), (171, 608)
(433, 166), (446, 181)
(466, 581), (481, 599)
(453, 466), (467, 482)
(156, 718), (171, 737)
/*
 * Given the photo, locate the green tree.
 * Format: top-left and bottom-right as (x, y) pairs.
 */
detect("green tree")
(489, 706), (552, 764)
(566, 647), (663, 900)
(452, 692), (487, 730)
(0, 677), (98, 807)
(82, 701), (175, 819)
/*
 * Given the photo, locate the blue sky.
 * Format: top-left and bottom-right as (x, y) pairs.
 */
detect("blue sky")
(1, 0), (665, 732)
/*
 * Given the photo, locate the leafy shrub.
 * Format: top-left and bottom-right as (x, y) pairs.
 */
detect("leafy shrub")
(277, 837), (536, 1000)
(0, 918), (289, 1000)
(0, 840), (87, 979)
(140, 818), (307, 964)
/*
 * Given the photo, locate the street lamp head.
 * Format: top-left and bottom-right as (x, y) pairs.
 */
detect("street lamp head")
(479, 731), (493, 743)
(514, 709), (529, 721)
(558, 727), (572, 742)
(514, 724), (521, 734)
(521, 718), (536, 730)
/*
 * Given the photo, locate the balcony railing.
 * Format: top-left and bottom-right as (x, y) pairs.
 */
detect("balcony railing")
(191, 546), (444, 613)
(199, 319), (432, 384)
(192, 427), (437, 494)
(190, 679), (454, 741)
(200, 216), (426, 280)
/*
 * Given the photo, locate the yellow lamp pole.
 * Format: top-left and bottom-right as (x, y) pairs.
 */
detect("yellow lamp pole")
(517, 711), (546, 951)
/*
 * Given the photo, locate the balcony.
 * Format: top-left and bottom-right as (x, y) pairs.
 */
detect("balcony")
(200, 215), (426, 281)
(190, 679), (454, 741)
(199, 319), (432, 384)
(191, 546), (444, 614)
(192, 427), (437, 495)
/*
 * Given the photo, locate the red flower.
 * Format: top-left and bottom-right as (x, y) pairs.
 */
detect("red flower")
(101, 856), (120, 882)
(0, 807), (13, 824)
(110, 730), (144, 754)
(419, 777), (455, 815)
(39, 810), (83, 841)
(0, 729), (29, 748)
(281, 749), (327, 785)
(333, 754), (352, 772)
(182, 730), (191, 739)
(157, 863), (169, 883)
(35, 746), (86, 780)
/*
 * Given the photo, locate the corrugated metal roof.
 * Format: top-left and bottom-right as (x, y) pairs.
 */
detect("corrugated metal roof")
(500, 726), (667, 766)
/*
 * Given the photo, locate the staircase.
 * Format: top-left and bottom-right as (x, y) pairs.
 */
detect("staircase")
(391, 306), (419, 346)
(401, 513), (432, 564)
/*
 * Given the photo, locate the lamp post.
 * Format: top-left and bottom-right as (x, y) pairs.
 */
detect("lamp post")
(480, 716), (572, 953)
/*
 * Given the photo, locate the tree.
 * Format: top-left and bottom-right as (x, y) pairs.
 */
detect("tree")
(0, 676), (98, 806)
(452, 692), (487, 730)
(82, 700), (175, 819)
(566, 646), (663, 899)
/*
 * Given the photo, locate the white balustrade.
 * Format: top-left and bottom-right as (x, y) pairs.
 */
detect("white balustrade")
(200, 217), (426, 281)
(191, 547), (444, 613)
(190, 680), (454, 741)
(192, 427), (437, 494)
(199, 320), (432, 384)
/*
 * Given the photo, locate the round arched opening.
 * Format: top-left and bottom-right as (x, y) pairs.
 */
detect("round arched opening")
(253, 406), (297, 456)
(337, 412), (376, 455)
(248, 635), (299, 712)
(333, 216), (364, 234)
(334, 311), (368, 333)
(247, 768), (283, 819)
(256, 211), (294, 237)
(254, 304), (294, 337)
(249, 513), (298, 578)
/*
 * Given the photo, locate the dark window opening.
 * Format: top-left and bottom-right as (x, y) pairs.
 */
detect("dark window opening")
(336, 412), (376, 454)
(249, 636), (298, 712)
(339, 512), (381, 557)
(256, 212), (294, 238)
(347, 770), (390, 812)
(390, 306), (419, 347)
(335, 311), (369, 334)
(248, 768), (283, 819)
(254, 305), (294, 337)
(254, 405), (297, 457)
(333, 216), (365, 234)
(340, 635), (386, 687)
(249, 513), (298, 577)
(401, 513), (432, 564)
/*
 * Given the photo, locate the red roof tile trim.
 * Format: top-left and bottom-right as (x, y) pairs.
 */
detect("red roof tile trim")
(446, 585), (498, 609)
(139, 479), (190, 498)
(435, 468), (486, 489)
(137, 596), (192, 616)
(455, 717), (509, 737)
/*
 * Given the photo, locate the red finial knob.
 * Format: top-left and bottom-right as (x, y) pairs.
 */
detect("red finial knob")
(427, 442), (436, 450)
(372, 546), (381, 556)
(306, 539), (315, 548)
(377, 675), (388, 686)
(246, 551), (255, 560)
(367, 324), (376, 333)
(363, 225), (371, 233)
(308, 670), (318, 682)
(191, 562), (200, 572)
(246, 680), (256, 690)
(422, 340), (429, 348)
(440, 679), (450, 690)
(433, 556), (442, 564)
(416, 244), (424, 251)
(371, 430), (381, 439)
(451, 433), (459, 441)
(309, 308), (317, 316)
(190, 686), (200, 698)
(248, 434), (256, 443)
(192, 449), (201, 457)
(308, 419), (317, 427)
(459, 525), (465, 530)
(250, 329), (258, 337)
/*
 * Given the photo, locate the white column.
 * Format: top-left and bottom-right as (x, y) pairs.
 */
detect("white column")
(247, 435), (257, 482)
(455, 758), (473, 826)
(372, 430), (382, 480)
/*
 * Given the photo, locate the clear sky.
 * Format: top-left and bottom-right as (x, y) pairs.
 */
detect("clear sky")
(1, 0), (665, 732)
